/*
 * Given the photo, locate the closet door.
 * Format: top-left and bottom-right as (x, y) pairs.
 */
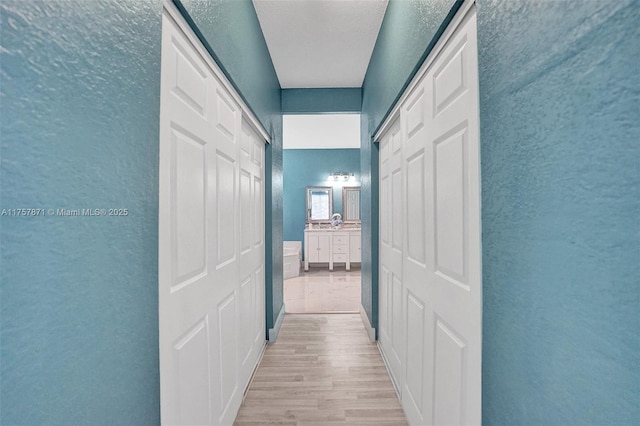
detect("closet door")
(403, 7), (481, 425)
(401, 70), (433, 423)
(378, 5), (481, 425)
(378, 118), (404, 392)
(422, 7), (481, 425)
(158, 9), (266, 425)
(158, 13), (219, 425)
(210, 78), (243, 426)
(238, 118), (265, 389)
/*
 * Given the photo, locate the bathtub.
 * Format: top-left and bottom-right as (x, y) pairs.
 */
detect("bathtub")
(283, 241), (302, 280)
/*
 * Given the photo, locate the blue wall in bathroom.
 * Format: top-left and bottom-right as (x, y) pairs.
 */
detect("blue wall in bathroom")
(281, 88), (362, 114)
(359, 0), (460, 330)
(283, 149), (360, 257)
(477, 0), (640, 423)
(176, 0), (284, 333)
(0, 1), (162, 424)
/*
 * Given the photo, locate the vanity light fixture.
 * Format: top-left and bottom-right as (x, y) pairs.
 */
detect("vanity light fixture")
(328, 172), (355, 182)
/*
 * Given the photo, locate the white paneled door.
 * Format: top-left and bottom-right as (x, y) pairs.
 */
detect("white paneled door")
(379, 118), (404, 391)
(159, 8), (265, 425)
(238, 117), (266, 389)
(378, 4), (481, 425)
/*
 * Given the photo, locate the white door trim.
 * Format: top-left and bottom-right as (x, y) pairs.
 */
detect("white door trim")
(162, 0), (271, 144)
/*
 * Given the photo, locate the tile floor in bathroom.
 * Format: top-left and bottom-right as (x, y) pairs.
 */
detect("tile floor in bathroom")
(284, 265), (361, 313)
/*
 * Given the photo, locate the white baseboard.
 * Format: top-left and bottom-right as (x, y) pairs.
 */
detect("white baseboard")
(359, 304), (376, 342)
(242, 342), (267, 398)
(378, 340), (401, 399)
(268, 303), (286, 342)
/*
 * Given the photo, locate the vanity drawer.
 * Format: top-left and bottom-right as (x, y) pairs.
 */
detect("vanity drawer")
(333, 244), (348, 254)
(333, 253), (347, 262)
(333, 235), (348, 245)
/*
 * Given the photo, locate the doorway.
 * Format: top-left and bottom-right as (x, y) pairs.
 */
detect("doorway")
(282, 114), (362, 313)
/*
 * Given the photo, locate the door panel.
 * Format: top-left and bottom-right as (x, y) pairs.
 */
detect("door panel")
(159, 14), (216, 425)
(254, 265), (265, 344)
(405, 292), (425, 413)
(159, 10), (265, 425)
(433, 317), (466, 426)
(379, 266), (390, 342)
(240, 275), (254, 366)
(240, 170), (252, 254)
(434, 126), (468, 286)
(378, 118), (404, 392)
(378, 5), (480, 425)
(216, 151), (237, 267)
(406, 151), (426, 266)
(173, 318), (211, 426)
(427, 9), (481, 425)
(401, 68), (432, 424)
(217, 292), (238, 418)
(171, 128), (207, 289)
(349, 233), (361, 262)
(238, 118), (265, 390)
(391, 169), (403, 252)
(254, 175), (263, 247)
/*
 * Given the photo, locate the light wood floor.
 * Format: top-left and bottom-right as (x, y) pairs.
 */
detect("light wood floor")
(234, 314), (407, 426)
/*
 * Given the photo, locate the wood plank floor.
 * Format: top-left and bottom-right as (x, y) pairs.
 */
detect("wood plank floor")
(234, 314), (408, 426)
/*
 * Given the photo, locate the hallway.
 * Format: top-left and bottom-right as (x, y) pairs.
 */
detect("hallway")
(234, 314), (407, 425)
(3, 0), (638, 424)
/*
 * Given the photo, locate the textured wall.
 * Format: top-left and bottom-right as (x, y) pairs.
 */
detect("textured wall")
(358, 120), (379, 328)
(283, 149), (361, 254)
(175, 0), (284, 333)
(281, 88), (362, 114)
(267, 129), (284, 330)
(360, 0), (460, 328)
(0, 0), (162, 424)
(477, 0), (640, 424)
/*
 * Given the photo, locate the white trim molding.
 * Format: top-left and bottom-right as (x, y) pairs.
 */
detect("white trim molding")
(268, 304), (286, 342)
(359, 304), (376, 342)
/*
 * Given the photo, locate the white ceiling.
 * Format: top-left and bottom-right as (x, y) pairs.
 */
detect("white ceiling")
(283, 115), (360, 149)
(253, 0), (388, 88)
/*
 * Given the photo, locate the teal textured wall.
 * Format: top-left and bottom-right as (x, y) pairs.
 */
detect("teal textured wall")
(281, 88), (362, 114)
(477, 0), (640, 423)
(176, 0), (284, 333)
(0, 0), (162, 423)
(360, 0), (460, 329)
(283, 149), (361, 255)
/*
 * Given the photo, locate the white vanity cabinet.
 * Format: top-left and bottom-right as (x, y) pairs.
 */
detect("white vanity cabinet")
(304, 229), (361, 271)
(305, 233), (331, 264)
(332, 233), (349, 266)
(349, 232), (361, 263)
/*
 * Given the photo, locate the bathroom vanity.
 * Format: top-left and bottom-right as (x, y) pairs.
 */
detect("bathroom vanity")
(304, 184), (361, 271)
(304, 227), (361, 271)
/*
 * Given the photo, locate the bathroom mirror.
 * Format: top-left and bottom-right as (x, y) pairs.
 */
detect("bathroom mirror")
(342, 186), (361, 222)
(306, 186), (333, 223)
